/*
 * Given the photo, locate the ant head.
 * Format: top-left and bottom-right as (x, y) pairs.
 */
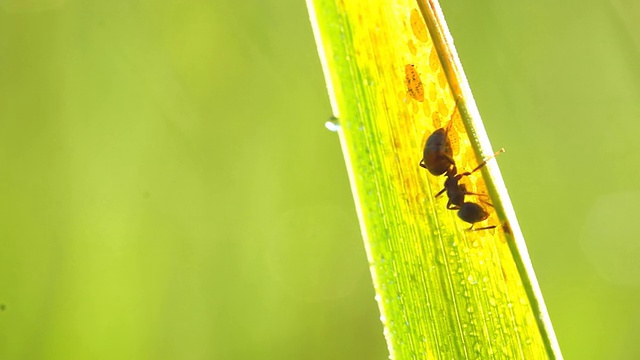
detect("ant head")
(458, 202), (489, 224)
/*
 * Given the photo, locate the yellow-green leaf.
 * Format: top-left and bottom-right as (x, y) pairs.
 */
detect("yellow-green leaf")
(307, 0), (563, 358)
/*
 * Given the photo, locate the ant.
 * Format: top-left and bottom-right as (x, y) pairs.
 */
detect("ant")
(419, 114), (504, 231)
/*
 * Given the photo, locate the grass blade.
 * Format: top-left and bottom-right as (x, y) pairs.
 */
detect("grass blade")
(307, 0), (563, 358)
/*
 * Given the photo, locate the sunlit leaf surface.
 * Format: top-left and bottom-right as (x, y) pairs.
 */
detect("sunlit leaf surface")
(307, 0), (563, 358)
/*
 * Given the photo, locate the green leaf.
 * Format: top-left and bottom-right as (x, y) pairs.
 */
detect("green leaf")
(307, 0), (563, 358)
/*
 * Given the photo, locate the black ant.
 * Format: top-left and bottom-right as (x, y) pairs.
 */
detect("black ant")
(420, 115), (504, 231)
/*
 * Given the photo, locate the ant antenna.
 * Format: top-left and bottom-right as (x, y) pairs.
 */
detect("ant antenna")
(468, 148), (505, 174)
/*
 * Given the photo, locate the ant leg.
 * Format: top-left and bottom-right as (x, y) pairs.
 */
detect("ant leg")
(435, 187), (446, 198)
(443, 153), (456, 169)
(457, 183), (490, 201)
(446, 202), (461, 210)
(468, 225), (497, 232)
(464, 191), (489, 198)
(443, 110), (456, 133)
(480, 199), (494, 208)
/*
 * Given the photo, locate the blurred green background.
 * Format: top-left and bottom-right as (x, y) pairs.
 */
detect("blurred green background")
(0, 0), (638, 359)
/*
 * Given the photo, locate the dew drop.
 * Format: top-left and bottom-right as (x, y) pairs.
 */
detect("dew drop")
(467, 274), (478, 285)
(325, 116), (340, 132)
(519, 297), (527, 305)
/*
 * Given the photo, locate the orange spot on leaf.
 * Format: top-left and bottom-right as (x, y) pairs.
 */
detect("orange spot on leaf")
(405, 64), (424, 102)
(410, 9), (429, 43)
